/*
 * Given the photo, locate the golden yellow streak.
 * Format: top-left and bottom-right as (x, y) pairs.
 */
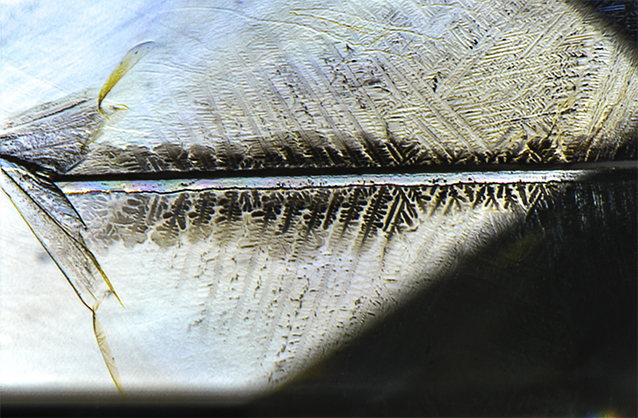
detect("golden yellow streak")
(93, 313), (124, 395)
(97, 41), (155, 115)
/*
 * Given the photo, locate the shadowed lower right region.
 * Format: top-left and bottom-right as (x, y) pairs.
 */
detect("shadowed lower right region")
(245, 168), (637, 417)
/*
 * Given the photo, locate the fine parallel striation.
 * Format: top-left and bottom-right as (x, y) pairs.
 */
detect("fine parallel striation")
(67, 180), (561, 388)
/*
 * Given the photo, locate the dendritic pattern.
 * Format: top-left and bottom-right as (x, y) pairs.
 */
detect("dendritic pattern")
(67, 181), (560, 386)
(0, 0), (635, 395)
(64, 0), (637, 175)
(74, 182), (556, 250)
(3, 0), (635, 175)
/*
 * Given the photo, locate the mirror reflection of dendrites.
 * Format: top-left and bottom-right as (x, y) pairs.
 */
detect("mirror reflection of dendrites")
(0, 0), (636, 405)
(253, 171), (636, 416)
(58, 173), (565, 392)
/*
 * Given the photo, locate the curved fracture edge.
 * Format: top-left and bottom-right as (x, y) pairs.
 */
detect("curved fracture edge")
(94, 312), (124, 394)
(98, 41), (155, 116)
(0, 41), (154, 393)
(0, 161), (124, 392)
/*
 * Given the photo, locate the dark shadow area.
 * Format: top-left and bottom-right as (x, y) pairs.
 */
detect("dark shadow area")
(571, 0), (637, 48)
(251, 171), (638, 416)
(272, 168), (632, 416)
(246, 169), (637, 417)
(3, 169), (635, 417)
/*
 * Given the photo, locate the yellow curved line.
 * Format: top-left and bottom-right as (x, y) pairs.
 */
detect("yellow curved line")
(98, 41), (155, 116)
